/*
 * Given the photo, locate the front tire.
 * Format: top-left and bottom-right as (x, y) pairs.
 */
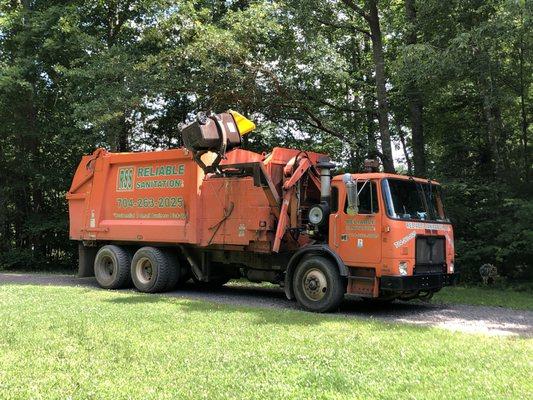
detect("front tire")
(131, 247), (172, 293)
(94, 245), (132, 289)
(293, 256), (345, 312)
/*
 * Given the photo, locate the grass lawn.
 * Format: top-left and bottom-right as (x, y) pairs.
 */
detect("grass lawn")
(431, 286), (533, 310)
(0, 285), (531, 399)
(228, 279), (533, 311)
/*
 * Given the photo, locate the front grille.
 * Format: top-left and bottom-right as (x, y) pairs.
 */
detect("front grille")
(414, 263), (447, 274)
(414, 236), (446, 275)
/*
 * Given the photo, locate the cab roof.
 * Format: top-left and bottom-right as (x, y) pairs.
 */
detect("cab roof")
(332, 172), (440, 185)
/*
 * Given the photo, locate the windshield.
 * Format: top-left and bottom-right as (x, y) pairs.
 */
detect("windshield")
(382, 179), (448, 222)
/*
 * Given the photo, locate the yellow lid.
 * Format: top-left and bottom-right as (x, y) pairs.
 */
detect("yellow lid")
(228, 110), (256, 136)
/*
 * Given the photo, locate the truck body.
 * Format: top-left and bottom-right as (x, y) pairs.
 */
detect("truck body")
(67, 112), (458, 312)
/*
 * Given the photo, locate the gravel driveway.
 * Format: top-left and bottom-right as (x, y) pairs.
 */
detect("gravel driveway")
(1, 272), (531, 338)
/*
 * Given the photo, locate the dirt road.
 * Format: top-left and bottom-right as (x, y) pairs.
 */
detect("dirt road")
(1, 272), (531, 338)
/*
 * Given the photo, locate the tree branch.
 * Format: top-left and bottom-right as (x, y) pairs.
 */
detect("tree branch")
(247, 63), (349, 141)
(341, 0), (370, 22)
(317, 98), (361, 114)
(314, 17), (371, 36)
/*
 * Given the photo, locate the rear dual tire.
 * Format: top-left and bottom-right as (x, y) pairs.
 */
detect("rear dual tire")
(94, 245), (181, 293)
(131, 247), (180, 293)
(94, 245), (132, 289)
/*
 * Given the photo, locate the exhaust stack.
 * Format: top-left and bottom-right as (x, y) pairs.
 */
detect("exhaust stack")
(317, 157), (336, 204)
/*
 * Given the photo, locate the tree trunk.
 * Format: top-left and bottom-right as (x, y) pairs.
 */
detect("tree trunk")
(105, 3), (130, 152)
(397, 120), (413, 175)
(363, 36), (378, 157)
(404, 0), (427, 177)
(480, 72), (505, 176)
(111, 112), (130, 152)
(518, 8), (529, 183)
(26, 86), (45, 258)
(366, 0), (395, 172)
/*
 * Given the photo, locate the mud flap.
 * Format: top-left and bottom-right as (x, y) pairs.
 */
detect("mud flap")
(78, 243), (97, 278)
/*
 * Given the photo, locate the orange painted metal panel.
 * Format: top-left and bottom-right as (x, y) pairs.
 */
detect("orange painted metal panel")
(68, 148), (203, 244)
(329, 177), (455, 291)
(67, 147), (290, 249)
(198, 177), (274, 248)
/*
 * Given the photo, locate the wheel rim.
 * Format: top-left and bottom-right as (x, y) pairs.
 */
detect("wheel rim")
(96, 254), (115, 283)
(135, 257), (154, 284)
(302, 268), (328, 301)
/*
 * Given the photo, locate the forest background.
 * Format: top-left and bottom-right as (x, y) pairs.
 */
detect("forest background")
(0, 0), (530, 285)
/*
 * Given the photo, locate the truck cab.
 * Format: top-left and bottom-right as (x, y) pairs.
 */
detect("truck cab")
(326, 173), (457, 301)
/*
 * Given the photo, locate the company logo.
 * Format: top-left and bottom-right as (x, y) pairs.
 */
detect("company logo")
(117, 167), (134, 191)
(393, 231), (417, 248)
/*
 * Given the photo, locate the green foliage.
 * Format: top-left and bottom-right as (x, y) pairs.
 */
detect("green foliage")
(0, 0), (531, 282)
(444, 181), (532, 283)
(0, 0), (95, 270)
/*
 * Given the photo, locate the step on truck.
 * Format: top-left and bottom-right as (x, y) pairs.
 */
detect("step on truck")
(67, 110), (458, 312)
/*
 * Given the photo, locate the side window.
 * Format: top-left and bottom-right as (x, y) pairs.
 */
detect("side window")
(344, 181), (379, 214)
(330, 186), (339, 213)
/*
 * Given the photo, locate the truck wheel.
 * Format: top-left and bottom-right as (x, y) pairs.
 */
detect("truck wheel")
(131, 247), (171, 293)
(293, 256), (345, 313)
(163, 250), (181, 291)
(94, 245), (132, 289)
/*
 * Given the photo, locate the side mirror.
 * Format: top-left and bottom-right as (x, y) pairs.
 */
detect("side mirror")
(343, 174), (374, 215)
(343, 174), (359, 215)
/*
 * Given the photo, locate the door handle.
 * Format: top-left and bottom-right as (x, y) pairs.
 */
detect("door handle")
(333, 214), (339, 248)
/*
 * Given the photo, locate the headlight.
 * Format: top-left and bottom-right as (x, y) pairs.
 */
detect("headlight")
(308, 204), (326, 225)
(399, 261), (408, 276)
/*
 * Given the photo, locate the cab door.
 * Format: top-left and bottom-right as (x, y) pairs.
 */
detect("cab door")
(329, 180), (382, 265)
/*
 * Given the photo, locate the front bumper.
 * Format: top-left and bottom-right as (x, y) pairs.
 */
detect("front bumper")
(380, 273), (459, 292)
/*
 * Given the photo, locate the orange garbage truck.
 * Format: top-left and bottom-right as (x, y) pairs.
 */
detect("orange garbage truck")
(67, 111), (458, 312)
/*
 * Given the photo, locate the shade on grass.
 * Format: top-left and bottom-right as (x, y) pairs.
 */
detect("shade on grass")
(431, 286), (533, 310)
(0, 285), (531, 399)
